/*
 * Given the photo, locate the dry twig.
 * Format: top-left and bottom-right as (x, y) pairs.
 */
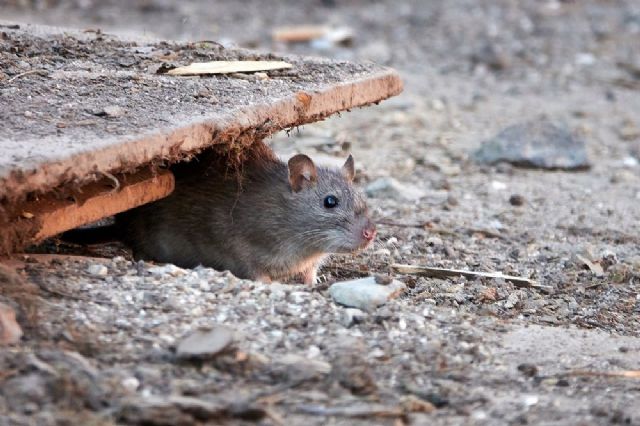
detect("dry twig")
(168, 61), (292, 76)
(563, 370), (640, 379)
(391, 263), (549, 290)
(295, 404), (404, 418)
(6, 69), (49, 83)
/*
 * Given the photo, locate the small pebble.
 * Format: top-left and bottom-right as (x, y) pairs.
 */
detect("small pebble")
(329, 276), (406, 312)
(198, 280), (211, 292)
(522, 395), (539, 407)
(103, 105), (125, 117)
(509, 194), (525, 206)
(288, 291), (308, 304)
(491, 180), (507, 191)
(426, 236), (443, 246)
(517, 363), (538, 377)
(340, 308), (367, 327)
(176, 325), (234, 359)
(121, 377), (140, 392)
(87, 264), (108, 276)
(148, 264), (186, 277)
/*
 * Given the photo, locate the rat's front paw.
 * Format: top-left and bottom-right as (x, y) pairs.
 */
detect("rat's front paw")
(255, 274), (272, 284)
(302, 268), (317, 285)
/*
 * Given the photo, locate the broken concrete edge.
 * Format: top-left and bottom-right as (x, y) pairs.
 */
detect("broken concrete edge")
(0, 68), (402, 207)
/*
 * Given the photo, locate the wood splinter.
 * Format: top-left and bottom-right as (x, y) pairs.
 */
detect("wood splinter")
(5, 169), (174, 248)
(391, 263), (550, 290)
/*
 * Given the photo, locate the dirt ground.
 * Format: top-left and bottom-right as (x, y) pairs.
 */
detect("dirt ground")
(2, 1), (640, 425)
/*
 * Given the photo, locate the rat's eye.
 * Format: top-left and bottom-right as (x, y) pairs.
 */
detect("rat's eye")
(324, 195), (339, 208)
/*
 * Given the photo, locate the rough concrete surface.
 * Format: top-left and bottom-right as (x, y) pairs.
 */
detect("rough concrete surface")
(0, 22), (401, 204)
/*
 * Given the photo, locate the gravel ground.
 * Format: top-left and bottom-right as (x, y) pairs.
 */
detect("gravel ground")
(2, 1), (640, 425)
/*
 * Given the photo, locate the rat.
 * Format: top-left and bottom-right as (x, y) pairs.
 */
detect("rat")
(64, 142), (376, 284)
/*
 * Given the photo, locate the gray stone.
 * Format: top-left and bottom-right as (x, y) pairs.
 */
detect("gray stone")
(504, 290), (527, 309)
(365, 177), (426, 201)
(148, 264), (186, 277)
(340, 308), (368, 327)
(86, 264), (108, 276)
(176, 326), (234, 358)
(329, 276), (406, 312)
(473, 119), (591, 170)
(103, 105), (126, 117)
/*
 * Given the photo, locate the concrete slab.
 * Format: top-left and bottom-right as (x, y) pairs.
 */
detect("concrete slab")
(0, 22), (402, 252)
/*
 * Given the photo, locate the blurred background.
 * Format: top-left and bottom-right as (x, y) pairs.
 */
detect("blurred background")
(2, 3), (640, 422)
(4, 0), (640, 75)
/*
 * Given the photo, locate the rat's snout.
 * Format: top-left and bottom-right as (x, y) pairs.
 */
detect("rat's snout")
(362, 220), (377, 242)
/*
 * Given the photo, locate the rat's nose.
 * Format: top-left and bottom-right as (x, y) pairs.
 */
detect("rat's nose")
(362, 222), (377, 241)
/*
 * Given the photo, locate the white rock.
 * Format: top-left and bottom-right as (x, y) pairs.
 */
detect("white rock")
(289, 291), (309, 304)
(426, 236), (443, 246)
(198, 280), (211, 292)
(103, 105), (125, 117)
(121, 376), (140, 392)
(522, 394), (539, 407)
(398, 317), (407, 330)
(490, 180), (507, 191)
(176, 326), (234, 358)
(306, 345), (321, 358)
(575, 52), (595, 66)
(471, 410), (488, 421)
(504, 290), (526, 309)
(148, 264), (186, 277)
(373, 248), (391, 256)
(430, 98), (445, 111)
(329, 276), (406, 312)
(365, 177), (426, 201)
(86, 264), (108, 276)
(369, 347), (386, 359)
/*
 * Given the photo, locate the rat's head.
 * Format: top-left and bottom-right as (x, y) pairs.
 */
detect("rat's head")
(286, 153), (376, 253)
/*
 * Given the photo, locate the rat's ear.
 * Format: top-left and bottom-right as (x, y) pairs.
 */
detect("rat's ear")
(342, 154), (355, 182)
(288, 154), (318, 192)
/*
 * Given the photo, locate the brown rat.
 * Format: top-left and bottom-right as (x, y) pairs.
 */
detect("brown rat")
(65, 142), (376, 284)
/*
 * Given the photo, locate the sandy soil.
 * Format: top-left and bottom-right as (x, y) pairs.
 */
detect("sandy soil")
(1, 1), (640, 425)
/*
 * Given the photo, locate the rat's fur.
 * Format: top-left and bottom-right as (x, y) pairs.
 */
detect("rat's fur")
(110, 142), (375, 283)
